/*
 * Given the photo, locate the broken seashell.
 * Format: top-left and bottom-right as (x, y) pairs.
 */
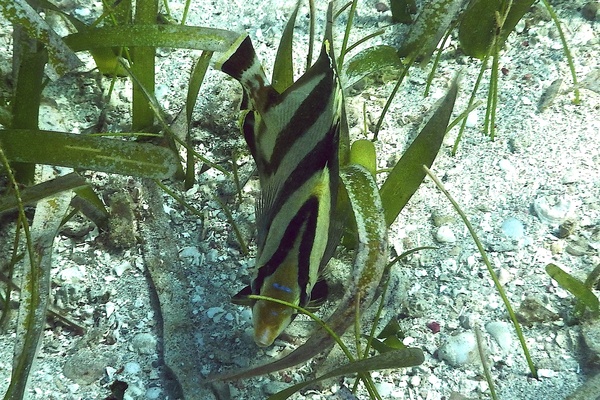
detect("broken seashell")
(533, 196), (573, 225)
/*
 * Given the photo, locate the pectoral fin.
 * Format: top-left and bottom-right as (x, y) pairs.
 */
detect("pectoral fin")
(231, 285), (253, 306)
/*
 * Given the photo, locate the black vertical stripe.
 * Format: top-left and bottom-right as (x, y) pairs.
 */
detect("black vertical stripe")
(267, 81), (335, 175)
(256, 122), (338, 241)
(252, 197), (319, 299)
(274, 46), (336, 151)
(297, 197), (319, 305)
(220, 36), (256, 82)
(261, 47), (336, 176)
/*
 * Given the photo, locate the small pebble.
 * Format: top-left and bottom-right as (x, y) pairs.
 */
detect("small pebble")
(206, 248), (219, 263)
(557, 220), (576, 238)
(466, 110), (478, 128)
(263, 381), (291, 395)
(498, 158), (515, 175)
(179, 247), (203, 267)
(501, 217), (525, 240)
(206, 306), (226, 322)
(427, 321), (441, 333)
(566, 238), (589, 256)
(106, 301), (116, 318)
(124, 362), (141, 375)
(105, 366), (117, 380)
(514, 18), (526, 34)
(459, 314), (476, 329)
(431, 210), (454, 227)
(125, 385), (144, 398)
(438, 331), (478, 366)
(375, 381), (394, 397)
(74, 7), (91, 17)
(58, 266), (86, 284)
(113, 261), (131, 277)
(67, 383), (79, 393)
(537, 368), (558, 378)
(149, 369), (160, 380)
(155, 83), (169, 101)
(485, 321), (513, 351)
(550, 240), (565, 254)
(496, 267), (513, 286)
(233, 356), (250, 368)
(403, 336), (416, 346)
(428, 374), (441, 386)
(435, 226), (456, 243)
(63, 349), (111, 385)
(145, 387), (162, 400)
(410, 375), (421, 387)
(538, 78), (562, 112)
(516, 297), (559, 326)
(375, 2), (389, 12)
(132, 333), (157, 355)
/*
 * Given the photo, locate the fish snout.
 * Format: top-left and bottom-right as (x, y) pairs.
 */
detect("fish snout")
(252, 299), (294, 347)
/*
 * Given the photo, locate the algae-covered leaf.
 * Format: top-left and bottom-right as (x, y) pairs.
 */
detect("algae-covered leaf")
(184, 51), (213, 188)
(72, 184), (110, 229)
(6, 169), (72, 398)
(0, 171), (108, 228)
(377, 317), (402, 339)
(546, 263), (599, 313)
(366, 336), (406, 353)
(64, 25), (241, 53)
(0, 172), (86, 215)
(187, 52), (213, 126)
(343, 45), (403, 89)
(498, 0), (536, 46)
(1, 0), (82, 78)
(272, 1), (300, 93)
(459, 0), (536, 60)
(391, 0), (417, 24)
(380, 77), (458, 227)
(349, 139), (376, 177)
(0, 129), (178, 178)
(36, 0), (128, 76)
(268, 348), (424, 400)
(397, 0), (462, 61)
(458, 0), (498, 59)
(364, 318), (406, 353)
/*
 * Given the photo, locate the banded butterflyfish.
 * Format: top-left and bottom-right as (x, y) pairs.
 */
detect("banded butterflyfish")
(216, 33), (342, 347)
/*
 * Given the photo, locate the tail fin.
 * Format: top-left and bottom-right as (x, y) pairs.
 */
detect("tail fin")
(216, 34), (277, 112)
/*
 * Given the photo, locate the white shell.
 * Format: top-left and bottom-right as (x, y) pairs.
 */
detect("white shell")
(435, 225), (457, 243)
(533, 196), (573, 225)
(438, 331), (477, 366)
(486, 321), (513, 351)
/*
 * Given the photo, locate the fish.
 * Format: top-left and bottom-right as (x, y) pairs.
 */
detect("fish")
(216, 26), (342, 347)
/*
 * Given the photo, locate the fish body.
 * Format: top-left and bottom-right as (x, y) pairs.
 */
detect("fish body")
(217, 34), (342, 347)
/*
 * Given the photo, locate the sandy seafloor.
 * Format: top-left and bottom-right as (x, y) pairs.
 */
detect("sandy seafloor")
(1, 0), (600, 399)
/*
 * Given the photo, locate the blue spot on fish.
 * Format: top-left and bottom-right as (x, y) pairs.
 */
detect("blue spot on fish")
(272, 283), (292, 293)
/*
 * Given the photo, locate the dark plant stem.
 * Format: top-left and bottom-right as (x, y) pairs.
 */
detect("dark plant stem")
(373, 56), (412, 140)
(541, 0), (579, 104)
(453, 55), (488, 156)
(11, 29), (47, 184)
